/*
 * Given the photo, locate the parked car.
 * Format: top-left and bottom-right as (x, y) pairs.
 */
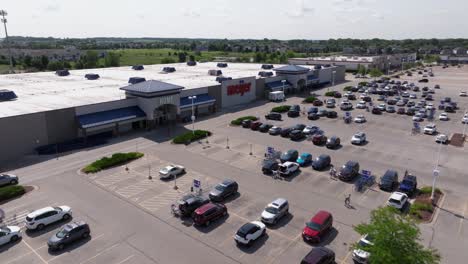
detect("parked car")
(301, 247), (335, 264)
(289, 130), (305, 141)
(397, 108), (406, 115)
(356, 101), (366, 109)
(326, 136), (341, 149)
(313, 100), (324, 106)
(308, 107), (319, 114)
(312, 134), (327, 145)
(352, 234), (374, 264)
(265, 112), (282, 121)
(418, 79), (429, 83)
(280, 127), (294, 137)
(460, 91), (467, 97)
(312, 155), (331, 170)
(462, 113), (468, 124)
(303, 125), (320, 135)
(424, 123), (437, 135)
(259, 123), (273, 133)
(351, 132), (366, 145)
(25, 206), (72, 230)
(412, 113), (424, 121)
(209, 179), (238, 202)
(425, 95), (433, 101)
(354, 115), (366, 123)
(0, 173), (18, 187)
(327, 111), (338, 118)
(439, 113), (449, 121)
(435, 134), (449, 144)
(176, 194), (210, 217)
(378, 103), (386, 111)
(47, 221), (90, 251)
(280, 149), (299, 162)
(334, 92), (342, 98)
(234, 221), (266, 246)
(250, 121), (262, 131)
(379, 170), (399, 192)
(241, 119), (252, 128)
(326, 99), (336, 108)
(297, 153), (313, 166)
(261, 198), (289, 225)
(278, 162), (300, 177)
(288, 105), (301, 117)
(386, 106), (396, 113)
(398, 174), (418, 195)
(307, 112), (319, 120)
(340, 101), (353, 111)
(262, 159), (279, 175)
(302, 211), (333, 243)
(159, 164), (185, 179)
(0, 226), (21, 246)
(338, 161), (360, 181)
(317, 109), (328, 117)
(372, 107), (382, 115)
(386, 192), (408, 210)
(268, 126), (282, 135)
(192, 202), (227, 226)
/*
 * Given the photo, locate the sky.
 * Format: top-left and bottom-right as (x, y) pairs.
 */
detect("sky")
(2, 0), (468, 40)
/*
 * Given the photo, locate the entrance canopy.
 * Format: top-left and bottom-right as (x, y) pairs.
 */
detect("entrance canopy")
(77, 106), (146, 129)
(120, 80), (184, 97)
(265, 80), (292, 91)
(180, 93), (216, 109)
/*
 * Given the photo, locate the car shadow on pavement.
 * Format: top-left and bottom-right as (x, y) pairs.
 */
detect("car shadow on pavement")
(236, 233), (269, 254)
(0, 238), (22, 253)
(281, 169), (302, 182)
(47, 236), (92, 256)
(317, 228), (339, 247)
(194, 214), (229, 234)
(25, 218), (73, 238)
(267, 213), (294, 230)
(221, 192), (242, 204)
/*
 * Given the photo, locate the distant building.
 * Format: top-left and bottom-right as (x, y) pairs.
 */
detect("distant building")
(453, 47), (467, 56)
(0, 47), (83, 62)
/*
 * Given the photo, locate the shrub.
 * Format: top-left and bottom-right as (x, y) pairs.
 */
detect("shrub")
(419, 186), (442, 195)
(172, 130), (212, 144)
(303, 96), (318, 103)
(230, 116), (258, 126)
(271, 105), (291, 113)
(343, 86), (353, 91)
(358, 82), (368, 86)
(0, 185), (26, 201)
(83, 152), (144, 173)
(325, 91), (336, 97)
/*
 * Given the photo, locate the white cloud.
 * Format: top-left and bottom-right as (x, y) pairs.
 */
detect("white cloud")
(183, 9), (201, 18)
(44, 1), (60, 12)
(286, 0), (315, 18)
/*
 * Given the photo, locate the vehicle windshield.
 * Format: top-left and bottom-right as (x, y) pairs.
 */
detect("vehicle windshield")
(215, 184), (226, 191)
(56, 229), (69, 239)
(306, 221), (321, 231)
(389, 198), (401, 204)
(0, 227), (10, 233)
(401, 179), (413, 186)
(359, 240), (371, 247)
(265, 207), (279, 214)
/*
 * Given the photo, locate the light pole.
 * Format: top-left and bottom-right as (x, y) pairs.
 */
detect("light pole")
(0, 10), (13, 74)
(463, 109), (467, 140)
(281, 80), (286, 100)
(189, 96), (197, 134)
(328, 71), (336, 92)
(431, 140), (443, 201)
(387, 62), (391, 75)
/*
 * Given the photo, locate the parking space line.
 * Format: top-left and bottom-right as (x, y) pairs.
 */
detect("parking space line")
(266, 233), (301, 264)
(4, 251), (34, 264)
(340, 251), (353, 264)
(115, 255), (134, 264)
(47, 233), (105, 263)
(22, 240), (48, 264)
(78, 242), (120, 264)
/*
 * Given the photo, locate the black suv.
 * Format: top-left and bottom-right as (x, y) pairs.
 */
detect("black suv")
(209, 180), (239, 202)
(398, 174), (417, 195)
(177, 194), (210, 217)
(48, 221), (90, 250)
(280, 149), (299, 162)
(326, 136), (340, 149)
(338, 161), (360, 181)
(262, 159), (279, 175)
(379, 170), (399, 192)
(288, 105), (301, 117)
(280, 127), (294, 137)
(242, 119), (252, 128)
(289, 130), (305, 141)
(259, 123), (273, 133)
(312, 154), (331, 171)
(265, 112), (282, 121)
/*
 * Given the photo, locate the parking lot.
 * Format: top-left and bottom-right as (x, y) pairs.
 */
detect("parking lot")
(2, 65), (468, 264)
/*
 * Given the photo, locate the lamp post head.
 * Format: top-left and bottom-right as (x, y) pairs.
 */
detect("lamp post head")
(0, 10), (8, 16)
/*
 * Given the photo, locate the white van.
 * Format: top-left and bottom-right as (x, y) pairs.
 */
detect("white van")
(269, 91), (285, 102)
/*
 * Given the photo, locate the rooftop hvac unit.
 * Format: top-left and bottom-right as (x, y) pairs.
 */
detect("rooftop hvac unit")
(85, 73), (100, 80)
(128, 77), (146, 84)
(162, 67), (176, 73)
(132, 65), (144, 70)
(208, 69), (223, 76)
(187, 61), (197, 66)
(217, 62), (228, 68)
(261, 64), (274, 70)
(216, 76), (232, 83)
(0, 89), (17, 101)
(314, 65), (322, 70)
(55, 69), (70, 76)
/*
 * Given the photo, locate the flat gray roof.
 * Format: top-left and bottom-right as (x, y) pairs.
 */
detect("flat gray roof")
(0, 62), (333, 118)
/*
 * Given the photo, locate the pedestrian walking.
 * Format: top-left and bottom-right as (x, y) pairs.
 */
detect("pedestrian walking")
(344, 194), (351, 207)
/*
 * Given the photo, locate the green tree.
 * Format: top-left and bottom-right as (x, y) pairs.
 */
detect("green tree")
(40, 55), (49, 69)
(84, 50), (98, 68)
(354, 207), (440, 264)
(31, 57), (47, 70)
(357, 64), (367, 75)
(161, 57), (176, 64)
(47, 61), (64, 71)
(369, 68), (384, 78)
(189, 54), (195, 62)
(23, 55), (32, 67)
(279, 53), (288, 63)
(104, 52), (120, 67)
(178, 52), (187, 62)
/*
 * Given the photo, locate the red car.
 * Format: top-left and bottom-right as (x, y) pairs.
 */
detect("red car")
(302, 210), (333, 243)
(312, 134), (327, 145)
(192, 203), (227, 226)
(250, 121), (263, 131)
(313, 100), (324, 106)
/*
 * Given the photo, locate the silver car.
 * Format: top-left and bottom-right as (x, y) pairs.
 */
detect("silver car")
(0, 174), (18, 187)
(261, 198), (289, 225)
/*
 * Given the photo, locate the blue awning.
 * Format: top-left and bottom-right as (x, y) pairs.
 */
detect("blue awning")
(77, 106), (146, 129)
(307, 75), (319, 82)
(180, 94), (216, 109)
(265, 80), (292, 90)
